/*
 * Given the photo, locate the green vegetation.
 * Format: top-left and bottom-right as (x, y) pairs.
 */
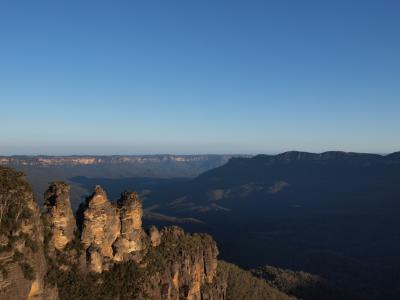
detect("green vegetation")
(144, 227), (215, 275)
(44, 228), (217, 300)
(0, 167), (32, 236)
(143, 244), (168, 274)
(0, 167), (38, 281)
(45, 261), (145, 300)
(43, 226), (85, 289)
(218, 261), (294, 300)
(252, 265), (355, 300)
(46, 266), (100, 300)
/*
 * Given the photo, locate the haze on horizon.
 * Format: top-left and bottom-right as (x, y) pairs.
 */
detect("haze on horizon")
(1, 1), (399, 155)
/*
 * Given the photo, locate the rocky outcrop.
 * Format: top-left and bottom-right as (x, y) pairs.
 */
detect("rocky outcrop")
(148, 225), (161, 247)
(44, 182), (76, 251)
(113, 191), (145, 262)
(142, 226), (222, 300)
(80, 186), (121, 272)
(0, 167), (57, 300)
(80, 188), (150, 272)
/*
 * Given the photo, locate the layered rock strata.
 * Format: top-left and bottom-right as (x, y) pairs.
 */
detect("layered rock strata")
(113, 191), (146, 262)
(80, 186), (121, 272)
(44, 182), (76, 251)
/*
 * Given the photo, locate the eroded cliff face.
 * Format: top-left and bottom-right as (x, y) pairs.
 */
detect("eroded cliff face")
(0, 167), (57, 300)
(113, 191), (146, 262)
(143, 226), (222, 300)
(80, 186), (121, 272)
(44, 182), (76, 251)
(0, 170), (227, 300)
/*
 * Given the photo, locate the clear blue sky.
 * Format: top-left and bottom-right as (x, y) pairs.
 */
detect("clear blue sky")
(1, 1), (399, 155)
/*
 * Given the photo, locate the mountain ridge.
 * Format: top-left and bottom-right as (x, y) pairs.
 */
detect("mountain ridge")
(0, 154), (240, 167)
(135, 150), (400, 299)
(236, 150), (399, 164)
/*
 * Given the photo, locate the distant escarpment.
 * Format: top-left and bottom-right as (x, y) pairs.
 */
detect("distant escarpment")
(0, 166), (291, 300)
(0, 155), (236, 167)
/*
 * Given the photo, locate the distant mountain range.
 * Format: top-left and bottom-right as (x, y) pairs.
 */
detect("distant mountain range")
(145, 150), (400, 215)
(0, 154), (239, 167)
(0, 154), (246, 209)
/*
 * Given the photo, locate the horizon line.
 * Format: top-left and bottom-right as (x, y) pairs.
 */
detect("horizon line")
(0, 150), (397, 157)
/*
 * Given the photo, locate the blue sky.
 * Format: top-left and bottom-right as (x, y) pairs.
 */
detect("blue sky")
(1, 1), (399, 155)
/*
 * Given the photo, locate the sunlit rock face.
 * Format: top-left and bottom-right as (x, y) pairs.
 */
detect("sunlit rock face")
(149, 225), (161, 247)
(146, 226), (221, 300)
(81, 186), (120, 272)
(113, 191), (146, 262)
(44, 182), (76, 251)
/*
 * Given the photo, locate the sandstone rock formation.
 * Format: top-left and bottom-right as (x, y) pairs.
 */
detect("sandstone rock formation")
(148, 225), (161, 247)
(81, 186), (120, 272)
(113, 191), (145, 262)
(44, 182), (76, 251)
(142, 226), (222, 300)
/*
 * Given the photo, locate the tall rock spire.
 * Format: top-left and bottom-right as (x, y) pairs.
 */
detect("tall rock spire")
(81, 185), (120, 272)
(113, 191), (145, 262)
(44, 182), (76, 251)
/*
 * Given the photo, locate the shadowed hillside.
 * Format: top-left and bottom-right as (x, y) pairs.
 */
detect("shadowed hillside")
(128, 151), (400, 299)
